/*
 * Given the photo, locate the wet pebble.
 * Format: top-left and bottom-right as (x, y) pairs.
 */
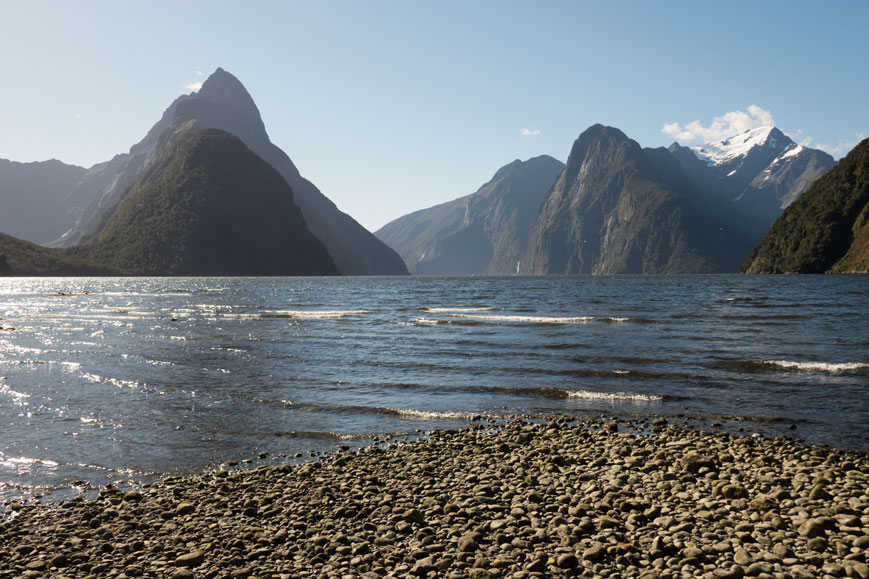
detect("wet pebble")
(1, 419), (866, 578)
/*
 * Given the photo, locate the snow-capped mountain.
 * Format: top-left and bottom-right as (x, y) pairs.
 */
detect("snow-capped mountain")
(692, 126), (788, 167)
(669, 126), (835, 225)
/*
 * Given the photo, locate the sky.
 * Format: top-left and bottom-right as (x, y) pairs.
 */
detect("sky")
(0, 1), (866, 232)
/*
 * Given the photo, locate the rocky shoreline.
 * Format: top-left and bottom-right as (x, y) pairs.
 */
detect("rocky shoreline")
(1, 418), (867, 579)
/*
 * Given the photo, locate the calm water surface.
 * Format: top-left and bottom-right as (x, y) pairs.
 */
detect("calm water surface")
(1, 275), (867, 503)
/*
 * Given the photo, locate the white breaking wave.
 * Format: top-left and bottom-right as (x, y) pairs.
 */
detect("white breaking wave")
(419, 307), (495, 313)
(146, 359), (174, 366)
(0, 455), (59, 468)
(387, 408), (493, 420)
(567, 389), (663, 402)
(447, 313), (595, 324)
(195, 309), (370, 320)
(0, 383), (31, 404)
(82, 373), (140, 389)
(268, 310), (371, 319)
(762, 360), (869, 373)
(0, 341), (44, 356)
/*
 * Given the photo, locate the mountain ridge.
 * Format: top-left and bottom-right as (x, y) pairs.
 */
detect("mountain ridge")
(0, 158), (87, 244)
(669, 126), (835, 226)
(376, 155), (563, 274)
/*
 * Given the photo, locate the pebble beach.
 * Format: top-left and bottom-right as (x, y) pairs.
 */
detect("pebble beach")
(2, 418), (868, 579)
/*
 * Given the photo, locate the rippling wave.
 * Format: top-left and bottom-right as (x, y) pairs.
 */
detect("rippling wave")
(719, 359), (869, 374)
(447, 313), (596, 324)
(566, 389), (664, 402)
(418, 307), (495, 313)
(1, 275), (867, 505)
(760, 360), (869, 373)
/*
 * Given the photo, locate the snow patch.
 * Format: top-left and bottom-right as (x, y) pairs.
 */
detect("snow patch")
(772, 144), (804, 165)
(691, 126), (775, 166)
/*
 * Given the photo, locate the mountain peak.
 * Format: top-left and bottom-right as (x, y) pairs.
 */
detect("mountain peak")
(578, 123), (629, 143)
(488, 155), (564, 184)
(195, 68), (256, 106)
(562, 124), (638, 182)
(690, 126), (796, 166)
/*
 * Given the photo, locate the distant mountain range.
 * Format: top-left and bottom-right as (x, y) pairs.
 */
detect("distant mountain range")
(379, 123), (836, 274)
(0, 159), (86, 244)
(0, 68), (406, 276)
(0, 72), (857, 276)
(742, 138), (869, 273)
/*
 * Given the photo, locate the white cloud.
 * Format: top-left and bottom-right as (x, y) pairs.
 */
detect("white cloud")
(185, 70), (204, 92)
(662, 105), (775, 144)
(520, 127), (542, 137)
(801, 133), (866, 158)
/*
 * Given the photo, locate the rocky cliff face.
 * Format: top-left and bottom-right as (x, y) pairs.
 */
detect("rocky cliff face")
(69, 128), (337, 276)
(522, 125), (757, 274)
(742, 138), (869, 273)
(376, 156), (563, 275)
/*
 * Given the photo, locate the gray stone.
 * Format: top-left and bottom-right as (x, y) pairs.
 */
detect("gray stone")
(798, 518), (830, 538)
(24, 560), (47, 571)
(844, 561), (869, 579)
(809, 484), (832, 500)
(733, 548), (754, 566)
(806, 536), (828, 552)
(713, 566), (745, 579)
(457, 534), (479, 553)
(175, 502), (195, 516)
(722, 485), (749, 500)
(789, 566), (815, 579)
(174, 550), (205, 567)
(654, 515), (675, 529)
(583, 543), (607, 563)
(556, 553), (578, 568)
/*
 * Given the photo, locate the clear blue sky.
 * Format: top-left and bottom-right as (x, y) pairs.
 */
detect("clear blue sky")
(1, 1), (865, 231)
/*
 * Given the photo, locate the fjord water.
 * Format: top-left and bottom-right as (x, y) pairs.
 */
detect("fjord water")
(1, 275), (867, 503)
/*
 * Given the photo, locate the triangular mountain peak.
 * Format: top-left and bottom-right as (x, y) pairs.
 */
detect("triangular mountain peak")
(195, 68), (257, 107)
(53, 67), (408, 274)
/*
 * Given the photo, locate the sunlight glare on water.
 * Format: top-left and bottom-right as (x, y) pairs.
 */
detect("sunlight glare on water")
(0, 275), (867, 503)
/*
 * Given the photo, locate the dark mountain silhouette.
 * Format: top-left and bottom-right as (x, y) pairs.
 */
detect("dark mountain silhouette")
(0, 232), (113, 276)
(375, 155), (564, 274)
(67, 128), (337, 276)
(742, 138), (869, 273)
